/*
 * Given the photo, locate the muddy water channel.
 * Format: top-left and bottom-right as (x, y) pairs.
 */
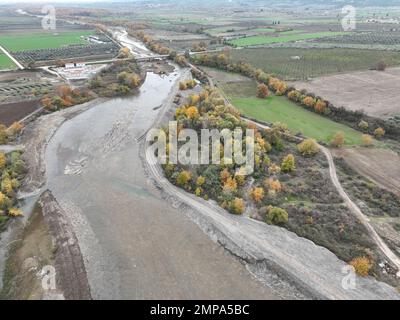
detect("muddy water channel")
(44, 69), (274, 299)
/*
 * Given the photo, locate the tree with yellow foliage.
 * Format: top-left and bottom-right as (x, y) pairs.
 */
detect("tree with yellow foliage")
(7, 122), (23, 137)
(1, 178), (13, 197)
(362, 134), (373, 147)
(8, 207), (23, 217)
(0, 125), (7, 144)
(176, 170), (191, 187)
(251, 187), (264, 203)
(349, 256), (372, 276)
(179, 81), (187, 90)
(281, 154), (295, 173)
(235, 174), (246, 186)
(196, 176), (205, 187)
(0, 152), (6, 170)
(231, 198), (244, 215)
(0, 192), (7, 208)
(188, 94), (200, 105)
(297, 138), (319, 156)
(374, 127), (385, 139)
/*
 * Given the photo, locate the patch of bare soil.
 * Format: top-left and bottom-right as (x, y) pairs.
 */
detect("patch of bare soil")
(0, 100), (41, 126)
(332, 147), (400, 196)
(292, 67), (400, 119)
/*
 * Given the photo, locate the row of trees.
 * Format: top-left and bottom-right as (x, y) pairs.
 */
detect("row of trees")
(41, 85), (95, 111)
(191, 53), (393, 141)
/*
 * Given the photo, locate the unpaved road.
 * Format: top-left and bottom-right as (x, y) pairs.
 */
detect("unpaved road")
(44, 69), (277, 299)
(321, 146), (400, 277)
(246, 119), (400, 278)
(144, 117), (400, 299)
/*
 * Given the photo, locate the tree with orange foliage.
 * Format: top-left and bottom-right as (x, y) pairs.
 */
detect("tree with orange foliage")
(314, 100), (327, 113)
(41, 96), (53, 109)
(349, 256), (372, 276)
(220, 168), (230, 184)
(56, 85), (72, 98)
(302, 96), (315, 108)
(251, 187), (264, 203)
(185, 106), (199, 120)
(331, 131), (345, 148)
(257, 83), (269, 98)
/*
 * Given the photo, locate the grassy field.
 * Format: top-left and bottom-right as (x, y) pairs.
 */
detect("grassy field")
(227, 32), (345, 46)
(232, 96), (365, 146)
(0, 54), (16, 70)
(0, 30), (94, 51)
(230, 47), (400, 80)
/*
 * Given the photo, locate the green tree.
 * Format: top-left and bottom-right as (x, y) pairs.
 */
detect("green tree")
(266, 207), (288, 225)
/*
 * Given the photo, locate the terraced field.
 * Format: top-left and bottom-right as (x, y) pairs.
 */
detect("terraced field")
(0, 30), (94, 51)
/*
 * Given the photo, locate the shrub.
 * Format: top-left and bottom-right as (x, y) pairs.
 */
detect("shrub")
(374, 127), (385, 139)
(375, 60), (387, 71)
(176, 170), (191, 186)
(314, 100), (327, 113)
(0, 152), (6, 170)
(281, 154), (295, 173)
(362, 134), (373, 147)
(302, 96), (316, 108)
(251, 187), (264, 203)
(266, 207), (288, 225)
(297, 139), (319, 156)
(349, 256), (372, 276)
(331, 131), (345, 148)
(358, 120), (369, 131)
(257, 83), (269, 98)
(231, 197), (245, 214)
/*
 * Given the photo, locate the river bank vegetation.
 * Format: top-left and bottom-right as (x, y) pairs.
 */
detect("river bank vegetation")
(158, 86), (397, 284)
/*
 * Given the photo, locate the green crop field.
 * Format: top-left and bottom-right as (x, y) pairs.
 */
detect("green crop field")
(227, 32), (346, 47)
(0, 30), (94, 51)
(232, 96), (365, 146)
(0, 54), (16, 70)
(230, 47), (400, 80)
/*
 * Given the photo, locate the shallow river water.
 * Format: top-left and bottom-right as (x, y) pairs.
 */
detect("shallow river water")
(44, 69), (275, 299)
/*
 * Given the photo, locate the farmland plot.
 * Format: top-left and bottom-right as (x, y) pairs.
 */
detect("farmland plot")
(293, 67), (400, 119)
(230, 48), (400, 80)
